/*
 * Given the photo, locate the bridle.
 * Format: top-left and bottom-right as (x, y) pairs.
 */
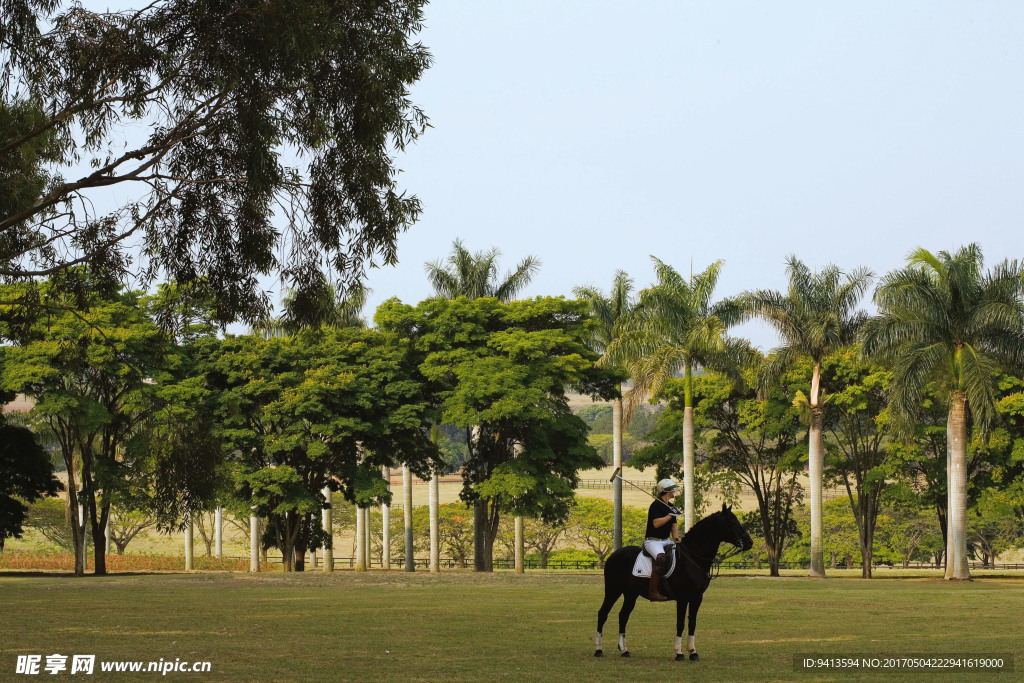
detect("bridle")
(676, 512), (748, 583)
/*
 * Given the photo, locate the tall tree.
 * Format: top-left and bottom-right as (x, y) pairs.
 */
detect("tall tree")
(636, 371), (804, 576)
(425, 239), (540, 303)
(862, 245), (1024, 579)
(609, 258), (751, 531)
(573, 270), (633, 550)
(818, 349), (894, 577)
(743, 256), (872, 577)
(422, 239), (540, 570)
(1, 0), (430, 324)
(377, 296), (618, 570)
(0, 279), (220, 574)
(194, 327), (437, 571)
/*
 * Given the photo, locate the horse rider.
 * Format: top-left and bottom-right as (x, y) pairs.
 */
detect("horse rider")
(644, 478), (682, 601)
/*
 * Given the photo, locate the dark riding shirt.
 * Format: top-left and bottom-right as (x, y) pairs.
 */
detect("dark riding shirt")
(645, 500), (673, 539)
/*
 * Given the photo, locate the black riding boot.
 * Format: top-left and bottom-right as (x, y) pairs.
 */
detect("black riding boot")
(649, 553), (668, 601)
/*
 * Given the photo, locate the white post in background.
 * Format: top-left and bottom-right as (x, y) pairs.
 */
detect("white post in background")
(513, 442), (525, 573)
(382, 466), (391, 570)
(515, 516), (525, 574)
(215, 507), (223, 558)
(185, 515), (194, 570)
(363, 506), (372, 569)
(403, 464), (414, 572)
(78, 503), (86, 570)
(104, 512), (112, 556)
(429, 472), (439, 572)
(249, 515), (260, 572)
(355, 505), (366, 572)
(322, 487), (333, 572)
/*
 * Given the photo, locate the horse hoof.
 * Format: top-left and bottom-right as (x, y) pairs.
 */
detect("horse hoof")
(689, 652), (700, 662)
(675, 654), (687, 662)
(594, 650), (603, 658)
(620, 651), (631, 658)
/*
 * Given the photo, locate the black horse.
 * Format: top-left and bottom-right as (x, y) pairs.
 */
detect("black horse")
(594, 503), (753, 661)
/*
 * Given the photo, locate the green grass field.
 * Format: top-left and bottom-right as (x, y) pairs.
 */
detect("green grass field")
(2, 569), (1022, 682)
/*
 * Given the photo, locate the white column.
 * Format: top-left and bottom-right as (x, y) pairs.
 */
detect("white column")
(429, 472), (439, 572)
(249, 516), (260, 572)
(185, 516), (194, 570)
(104, 512), (112, 556)
(214, 507), (223, 558)
(382, 467), (391, 570)
(363, 506), (372, 569)
(403, 464), (414, 572)
(515, 516), (524, 574)
(322, 487), (333, 572)
(355, 505), (366, 572)
(612, 398), (623, 551)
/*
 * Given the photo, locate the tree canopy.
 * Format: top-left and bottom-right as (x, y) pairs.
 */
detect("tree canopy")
(1, 0), (430, 324)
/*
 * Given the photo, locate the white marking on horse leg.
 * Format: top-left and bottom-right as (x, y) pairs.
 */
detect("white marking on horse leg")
(595, 632), (602, 650)
(618, 633), (627, 653)
(688, 635), (696, 653)
(674, 636), (683, 656)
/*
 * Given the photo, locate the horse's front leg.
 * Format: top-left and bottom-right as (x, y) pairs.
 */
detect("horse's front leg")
(674, 599), (689, 661)
(616, 592), (639, 657)
(686, 595), (704, 661)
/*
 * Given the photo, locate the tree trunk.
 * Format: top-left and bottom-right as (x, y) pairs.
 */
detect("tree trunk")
(808, 404), (825, 578)
(473, 499), (486, 571)
(381, 467), (391, 570)
(947, 392), (971, 580)
(514, 516), (524, 573)
(429, 473), (440, 572)
(355, 504), (366, 572)
(683, 365), (695, 532)
(403, 465), (414, 572)
(612, 396), (623, 551)
(322, 487), (333, 572)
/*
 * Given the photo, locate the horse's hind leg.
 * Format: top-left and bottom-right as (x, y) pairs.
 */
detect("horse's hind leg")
(616, 592), (639, 657)
(595, 588), (621, 657)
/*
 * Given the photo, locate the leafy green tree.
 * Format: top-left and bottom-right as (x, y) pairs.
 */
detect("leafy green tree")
(378, 296), (618, 570)
(862, 245), (1024, 579)
(423, 238), (541, 568)
(743, 255), (872, 577)
(1, 0), (431, 324)
(565, 497), (647, 568)
(195, 328), (437, 571)
(0, 281), (192, 575)
(0, 410), (61, 551)
(574, 270), (633, 550)
(637, 371), (804, 576)
(610, 258), (752, 532)
(818, 349), (895, 577)
(822, 496), (861, 569)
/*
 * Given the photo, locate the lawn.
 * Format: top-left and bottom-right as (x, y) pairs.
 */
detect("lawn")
(1, 569), (1020, 681)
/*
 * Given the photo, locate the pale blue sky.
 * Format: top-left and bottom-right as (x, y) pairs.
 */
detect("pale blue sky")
(359, 1), (1024, 349)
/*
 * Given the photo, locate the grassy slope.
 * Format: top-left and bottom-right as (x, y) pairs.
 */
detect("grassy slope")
(2, 571), (1020, 682)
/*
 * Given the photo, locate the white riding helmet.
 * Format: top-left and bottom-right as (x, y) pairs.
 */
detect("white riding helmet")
(656, 479), (679, 496)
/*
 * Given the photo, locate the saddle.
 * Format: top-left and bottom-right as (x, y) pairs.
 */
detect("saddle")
(631, 546), (677, 579)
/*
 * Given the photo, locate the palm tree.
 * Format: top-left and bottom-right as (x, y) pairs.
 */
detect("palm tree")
(609, 258), (752, 531)
(425, 238), (540, 303)
(743, 256), (872, 578)
(425, 239), (541, 571)
(574, 270), (635, 550)
(861, 245), (1024, 580)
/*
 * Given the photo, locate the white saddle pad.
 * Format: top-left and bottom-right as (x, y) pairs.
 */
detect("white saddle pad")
(632, 548), (677, 579)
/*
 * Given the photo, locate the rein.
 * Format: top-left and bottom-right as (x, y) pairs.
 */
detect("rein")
(676, 514), (747, 583)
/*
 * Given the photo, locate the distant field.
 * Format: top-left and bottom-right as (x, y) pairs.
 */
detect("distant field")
(2, 570), (1022, 681)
